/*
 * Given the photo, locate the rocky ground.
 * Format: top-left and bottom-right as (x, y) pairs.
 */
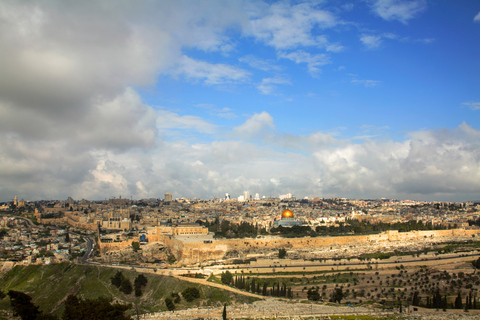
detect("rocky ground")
(143, 298), (480, 319)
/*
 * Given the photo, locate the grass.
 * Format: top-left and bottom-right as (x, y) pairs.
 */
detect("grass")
(0, 263), (259, 317)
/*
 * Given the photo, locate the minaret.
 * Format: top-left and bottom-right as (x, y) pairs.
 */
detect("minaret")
(14, 196), (18, 207)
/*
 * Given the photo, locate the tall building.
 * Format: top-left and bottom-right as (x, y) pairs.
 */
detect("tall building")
(164, 193), (173, 202)
(225, 193), (230, 200)
(13, 196), (18, 206)
(254, 193), (260, 200)
(243, 191), (250, 202)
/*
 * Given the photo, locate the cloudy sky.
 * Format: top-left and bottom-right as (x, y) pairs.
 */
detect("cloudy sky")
(1, 0), (479, 202)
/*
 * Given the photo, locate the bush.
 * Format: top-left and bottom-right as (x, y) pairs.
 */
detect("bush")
(182, 287), (200, 302)
(221, 271), (233, 285)
(120, 278), (133, 295)
(165, 297), (175, 311)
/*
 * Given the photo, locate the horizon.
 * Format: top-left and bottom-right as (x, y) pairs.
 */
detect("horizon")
(0, 1), (479, 203)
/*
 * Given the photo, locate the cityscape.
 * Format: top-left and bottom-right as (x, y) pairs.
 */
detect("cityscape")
(1, 0), (480, 319)
(2, 193), (480, 319)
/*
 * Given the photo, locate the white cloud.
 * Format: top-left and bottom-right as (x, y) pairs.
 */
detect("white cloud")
(247, 2), (339, 50)
(257, 77), (291, 95)
(239, 55), (281, 71)
(279, 51), (331, 75)
(156, 110), (217, 134)
(463, 101), (480, 110)
(174, 55), (250, 85)
(195, 104), (237, 119)
(370, 0), (427, 24)
(360, 34), (382, 49)
(351, 79), (381, 87)
(233, 111), (275, 138)
(474, 11), (480, 23)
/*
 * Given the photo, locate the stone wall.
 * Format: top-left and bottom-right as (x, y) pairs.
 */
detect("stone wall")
(97, 228), (480, 265)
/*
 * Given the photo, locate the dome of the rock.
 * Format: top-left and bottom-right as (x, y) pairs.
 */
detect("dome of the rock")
(281, 209), (294, 218)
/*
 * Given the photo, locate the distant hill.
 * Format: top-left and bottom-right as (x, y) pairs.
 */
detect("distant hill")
(0, 263), (257, 318)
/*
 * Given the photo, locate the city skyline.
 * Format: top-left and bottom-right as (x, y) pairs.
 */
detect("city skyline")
(0, 1), (479, 202)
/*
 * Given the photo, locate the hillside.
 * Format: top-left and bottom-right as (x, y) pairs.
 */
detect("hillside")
(0, 263), (258, 318)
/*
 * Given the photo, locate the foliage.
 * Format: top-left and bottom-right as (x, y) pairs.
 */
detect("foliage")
(62, 294), (131, 320)
(455, 292), (463, 309)
(307, 288), (320, 301)
(220, 271), (233, 285)
(111, 271), (124, 288)
(8, 290), (41, 320)
(170, 292), (181, 303)
(134, 274), (148, 297)
(278, 248), (287, 259)
(131, 242), (140, 252)
(120, 278), (133, 295)
(164, 297), (175, 311)
(182, 287), (200, 302)
(330, 287), (344, 303)
(473, 257), (480, 269)
(202, 219), (257, 238)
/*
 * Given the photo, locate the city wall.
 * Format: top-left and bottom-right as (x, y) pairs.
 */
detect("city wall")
(174, 228), (480, 264)
(97, 228), (480, 265)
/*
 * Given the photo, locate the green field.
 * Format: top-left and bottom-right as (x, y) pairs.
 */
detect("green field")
(0, 263), (258, 317)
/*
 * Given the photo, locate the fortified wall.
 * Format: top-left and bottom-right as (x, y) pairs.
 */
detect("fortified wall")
(97, 227), (480, 265)
(173, 228), (480, 265)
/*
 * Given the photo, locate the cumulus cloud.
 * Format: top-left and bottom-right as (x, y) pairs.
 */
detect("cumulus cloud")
(279, 51), (331, 75)
(0, 1), (478, 203)
(370, 0), (427, 23)
(463, 101), (480, 110)
(257, 77), (291, 95)
(247, 1), (339, 49)
(474, 11), (480, 23)
(156, 110), (217, 135)
(233, 111), (275, 138)
(360, 34), (382, 49)
(173, 55), (250, 85)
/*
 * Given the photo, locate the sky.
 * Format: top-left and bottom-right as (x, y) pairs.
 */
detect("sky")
(0, 0), (479, 202)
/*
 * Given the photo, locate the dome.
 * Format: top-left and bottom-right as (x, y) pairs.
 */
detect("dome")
(281, 209), (294, 218)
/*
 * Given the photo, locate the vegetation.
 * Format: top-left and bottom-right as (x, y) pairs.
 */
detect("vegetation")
(0, 263), (257, 317)
(182, 287), (200, 302)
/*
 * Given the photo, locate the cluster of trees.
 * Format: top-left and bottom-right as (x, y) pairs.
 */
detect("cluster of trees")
(7, 290), (131, 320)
(269, 219), (448, 239)
(220, 271), (292, 298)
(164, 287), (200, 311)
(199, 219), (258, 238)
(111, 271), (148, 297)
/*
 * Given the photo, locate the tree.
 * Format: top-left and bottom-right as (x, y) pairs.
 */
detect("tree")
(182, 287), (200, 302)
(473, 258), (480, 269)
(307, 288), (320, 301)
(65, 233), (70, 243)
(131, 242), (140, 252)
(278, 248), (287, 259)
(331, 288), (344, 303)
(134, 274), (148, 297)
(8, 290), (41, 320)
(62, 295), (130, 320)
(111, 271), (124, 288)
(412, 291), (420, 306)
(455, 292), (463, 309)
(62, 295), (80, 320)
(222, 304), (227, 320)
(220, 271), (233, 286)
(120, 278), (133, 295)
(165, 297), (175, 311)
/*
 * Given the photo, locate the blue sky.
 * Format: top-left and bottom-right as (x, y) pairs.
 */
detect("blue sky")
(0, 0), (479, 202)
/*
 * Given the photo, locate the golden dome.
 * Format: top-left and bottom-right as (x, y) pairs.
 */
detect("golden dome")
(281, 209), (294, 218)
